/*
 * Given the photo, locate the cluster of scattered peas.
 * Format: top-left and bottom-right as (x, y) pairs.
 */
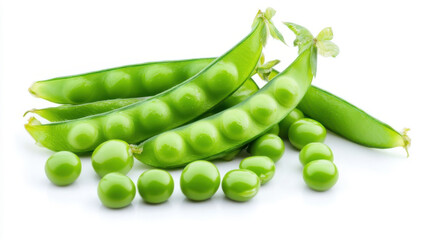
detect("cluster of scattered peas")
(45, 106), (339, 209)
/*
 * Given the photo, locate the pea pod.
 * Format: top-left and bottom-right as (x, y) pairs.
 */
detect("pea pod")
(25, 10), (274, 153)
(297, 86), (410, 155)
(133, 23), (338, 168)
(26, 77), (259, 122)
(29, 58), (213, 104)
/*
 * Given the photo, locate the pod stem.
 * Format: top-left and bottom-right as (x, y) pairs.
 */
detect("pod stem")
(252, 8), (287, 46)
(130, 144), (142, 155)
(401, 128), (411, 157)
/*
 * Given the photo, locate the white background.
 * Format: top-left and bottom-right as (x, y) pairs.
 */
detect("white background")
(1, 0), (428, 239)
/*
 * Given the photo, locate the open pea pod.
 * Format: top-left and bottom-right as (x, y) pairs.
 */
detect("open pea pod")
(29, 57), (213, 104)
(26, 76), (260, 122)
(25, 9), (276, 153)
(133, 22), (339, 168)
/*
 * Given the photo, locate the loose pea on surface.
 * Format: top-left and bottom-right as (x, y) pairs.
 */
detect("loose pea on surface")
(278, 108), (304, 139)
(222, 169), (260, 202)
(45, 151), (81, 186)
(97, 172), (136, 209)
(137, 169), (174, 204)
(91, 140), (134, 177)
(303, 160), (338, 192)
(248, 133), (285, 162)
(288, 118), (327, 150)
(239, 156), (275, 184)
(180, 160), (221, 201)
(299, 142), (333, 166)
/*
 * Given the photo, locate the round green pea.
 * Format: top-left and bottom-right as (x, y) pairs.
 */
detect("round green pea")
(141, 65), (177, 95)
(189, 121), (219, 153)
(63, 77), (93, 103)
(267, 124), (280, 135)
(137, 169), (174, 204)
(288, 118), (327, 150)
(154, 132), (186, 164)
(299, 142), (334, 166)
(303, 160), (338, 191)
(45, 151), (81, 186)
(139, 99), (171, 132)
(67, 122), (99, 150)
(97, 172), (136, 208)
(91, 140), (134, 177)
(222, 169), (260, 202)
(171, 85), (205, 115)
(104, 71), (132, 98)
(104, 114), (135, 140)
(249, 94), (278, 124)
(239, 156), (275, 184)
(180, 160), (220, 201)
(221, 109), (250, 140)
(205, 62), (238, 94)
(278, 108), (304, 139)
(248, 133), (285, 162)
(273, 77), (299, 107)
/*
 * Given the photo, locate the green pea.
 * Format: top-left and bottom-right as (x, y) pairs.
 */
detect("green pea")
(248, 133), (285, 162)
(141, 65), (176, 95)
(222, 169), (260, 202)
(288, 118), (327, 150)
(205, 62), (238, 94)
(97, 172), (136, 208)
(239, 156), (275, 184)
(139, 99), (171, 132)
(189, 121), (219, 153)
(63, 77), (93, 103)
(104, 71), (132, 98)
(273, 77), (299, 107)
(267, 124), (280, 135)
(171, 85), (205, 115)
(45, 151), (81, 186)
(137, 169), (174, 204)
(299, 142), (333, 166)
(154, 132), (186, 164)
(91, 140), (134, 177)
(67, 122), (99, 150)
(278, 108), (304, 139)
(303, 160), (338, 191)
(104, 113), (135, 140)
(180, 160), (220, 201)
(249, 94), (278, 124)
(221, 109), (250, 140)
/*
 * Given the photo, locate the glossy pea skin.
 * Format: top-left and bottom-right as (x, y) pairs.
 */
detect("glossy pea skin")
(97, 172), (136, 208)
(91, 140), (134, 177)
(137, 169), (174, 204)
(299, 142), (333, 166)
(248, 134), (285, 162)
(267, 124), (280, 135)
(222, 169), (260, 202)
(45, 151), (81, 186)
(239, 156), (275, 184)
(288, 118), (327, 150)
(278, 108), (304, 139)
(303, 160), (338, 191)
(180, 161), (220, 201)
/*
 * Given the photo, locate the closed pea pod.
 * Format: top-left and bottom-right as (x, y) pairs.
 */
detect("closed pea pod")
(25, 10), (271, 153)
(133, 23), (339, 168)
(297, 86), (410, 155)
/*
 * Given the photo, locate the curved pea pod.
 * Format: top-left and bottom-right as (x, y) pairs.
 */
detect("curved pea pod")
(133, 46), (318, 168)
(25, 14), (269, 153)
(26, 77), (259, 122)
(297, 86), (410, 155)
(29, 58), (214, 104)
